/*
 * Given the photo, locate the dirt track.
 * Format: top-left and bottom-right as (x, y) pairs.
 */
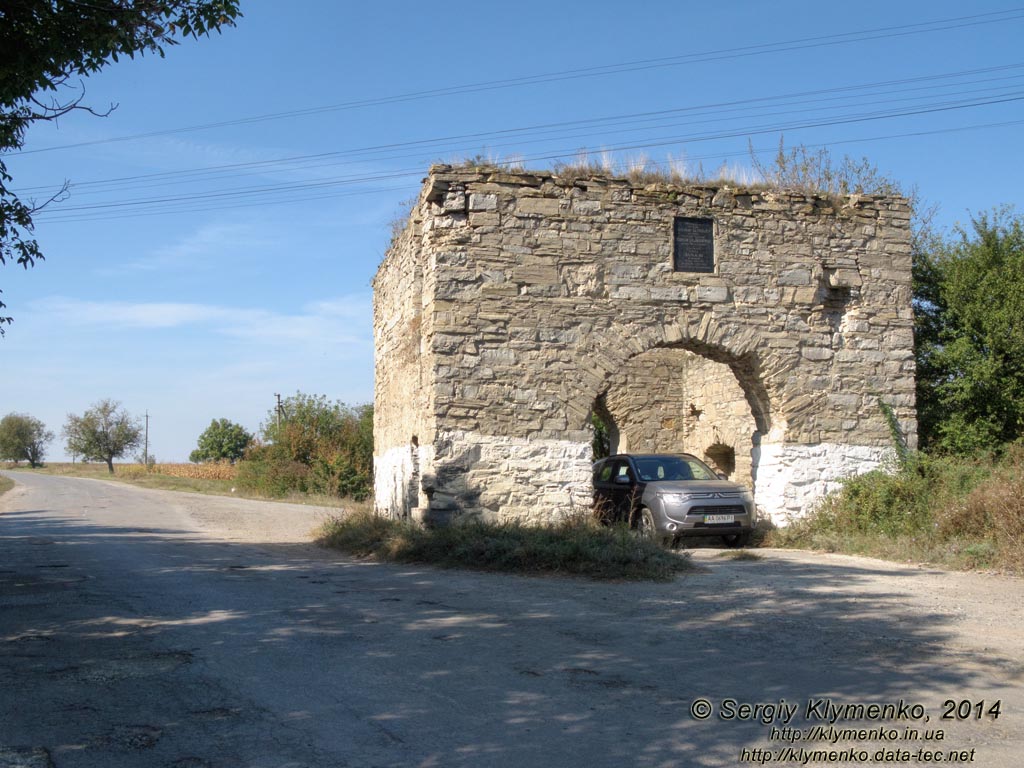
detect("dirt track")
(2, 471), (1022, 768)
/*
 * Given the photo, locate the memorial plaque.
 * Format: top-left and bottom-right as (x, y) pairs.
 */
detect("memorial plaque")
(673, 217), (715, 273)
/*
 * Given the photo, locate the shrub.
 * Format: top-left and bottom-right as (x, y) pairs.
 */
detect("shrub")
(309, 452), (371, 500)
(805, 453), (990, 539)
(234, 445), (310, 497)
(258, 394), (373, 500)
(773, 448), (1024, 572)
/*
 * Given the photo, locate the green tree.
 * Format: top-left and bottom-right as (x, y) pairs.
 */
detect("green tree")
(0, 0), (241, 334)
(243, 393), (373, 499)
(915, 208), (1024, 454)
(62, 399), (143, 473)
(190, 418), (252, 463)
(0, 412), (53, 467)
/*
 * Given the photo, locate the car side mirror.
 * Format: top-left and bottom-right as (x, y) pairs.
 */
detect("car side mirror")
(613, 475), (632, 485)
(716, 472), (727, 480)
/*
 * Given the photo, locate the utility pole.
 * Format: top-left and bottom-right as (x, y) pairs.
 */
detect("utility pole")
(274, 393), (283, 431)
(144, 411), (150, 468)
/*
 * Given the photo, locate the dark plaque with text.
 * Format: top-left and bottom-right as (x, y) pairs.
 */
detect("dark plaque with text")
(673, 217), (715, 273)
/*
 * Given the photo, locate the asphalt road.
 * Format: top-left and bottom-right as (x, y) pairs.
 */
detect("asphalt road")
(1, 471), (1022, 768)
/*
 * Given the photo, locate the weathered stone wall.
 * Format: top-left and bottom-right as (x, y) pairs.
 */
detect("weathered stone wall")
(602, 349), (755, 487)
(373, 165), (916, 524)
(372, 214), (434, 518)
(684, 354), (758, 486)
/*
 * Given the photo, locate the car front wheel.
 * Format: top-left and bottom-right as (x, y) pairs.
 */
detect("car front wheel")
(638, 508), (672, 548)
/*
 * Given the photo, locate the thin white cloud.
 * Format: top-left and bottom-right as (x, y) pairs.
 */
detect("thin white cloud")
(35, 297), (225, 328)
(125, 220), (284, 272)
(304, 295), (371, 319)
(30, 294), (372, 348)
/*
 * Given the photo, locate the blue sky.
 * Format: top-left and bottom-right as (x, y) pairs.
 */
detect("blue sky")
(3, 1), (1023, 462)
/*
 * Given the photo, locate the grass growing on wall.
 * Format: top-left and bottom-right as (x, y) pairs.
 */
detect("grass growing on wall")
(317, 511), (694, 581)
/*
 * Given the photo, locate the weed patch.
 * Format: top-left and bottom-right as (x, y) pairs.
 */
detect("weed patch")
(769, 447), (1024, 573)
(718, 550), (762, 561)
(317, 511), (693, 581)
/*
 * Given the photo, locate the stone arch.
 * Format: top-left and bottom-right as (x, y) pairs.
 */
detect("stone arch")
(568, 321), (784, 442)
(583, 333), (769, 492)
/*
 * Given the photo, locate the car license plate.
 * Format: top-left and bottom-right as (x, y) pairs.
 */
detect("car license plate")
(704, 514), (735, 525)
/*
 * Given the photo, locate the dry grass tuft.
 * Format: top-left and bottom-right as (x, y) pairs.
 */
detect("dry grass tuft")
(317, 510), (693, 581)
(717, 550), (763, 561)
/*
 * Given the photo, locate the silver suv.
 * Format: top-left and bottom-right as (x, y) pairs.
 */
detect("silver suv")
(592, 453), (756, 547)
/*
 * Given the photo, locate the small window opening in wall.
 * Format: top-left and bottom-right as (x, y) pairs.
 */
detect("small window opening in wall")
(673, 217), (715, 273)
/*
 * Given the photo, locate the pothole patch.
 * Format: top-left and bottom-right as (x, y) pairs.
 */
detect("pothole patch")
(97, 725), (162, 751)
(57, 651), (193, 683)
(190, 707), (242, 721)
(0, 574), (88, 595)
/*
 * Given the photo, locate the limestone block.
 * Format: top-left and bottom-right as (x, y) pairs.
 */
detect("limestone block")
(611, 286), (651, 300)
(778, 268), (812, 286)
(800, 346), (834, 361)
(443, 192), (467, 212)
(826, 267), (863, 288)
(696, 285), (730, 303)
(513, 264), (559, 285)
(517, 197), (563, 216)
(649, 286), (691, 302)
(572, 200), (602, 215)
(469, 193), (498, 212)
(470, 212), (500, 228)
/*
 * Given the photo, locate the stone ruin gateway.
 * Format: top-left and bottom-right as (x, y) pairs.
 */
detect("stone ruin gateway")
(373, 164), (916, 526)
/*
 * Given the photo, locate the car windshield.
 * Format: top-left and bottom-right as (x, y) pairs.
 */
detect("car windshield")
(633, 456), (718, 482)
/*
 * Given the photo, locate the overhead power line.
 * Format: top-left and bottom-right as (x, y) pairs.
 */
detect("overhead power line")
(18, 62), (1024, 199)
(34, 117), (1024, 225)
(33, 92), (1024, 223)
(12, 6), (1024, 156)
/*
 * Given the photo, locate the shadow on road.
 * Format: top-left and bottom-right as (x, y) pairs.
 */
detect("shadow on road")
(1, 493), (1018, 767)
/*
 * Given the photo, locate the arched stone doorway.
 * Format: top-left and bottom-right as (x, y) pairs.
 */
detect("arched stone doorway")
(595, 345), (760, 490)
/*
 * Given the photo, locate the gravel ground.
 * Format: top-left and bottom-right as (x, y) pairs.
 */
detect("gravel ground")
(2, 471), (1023, 768)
